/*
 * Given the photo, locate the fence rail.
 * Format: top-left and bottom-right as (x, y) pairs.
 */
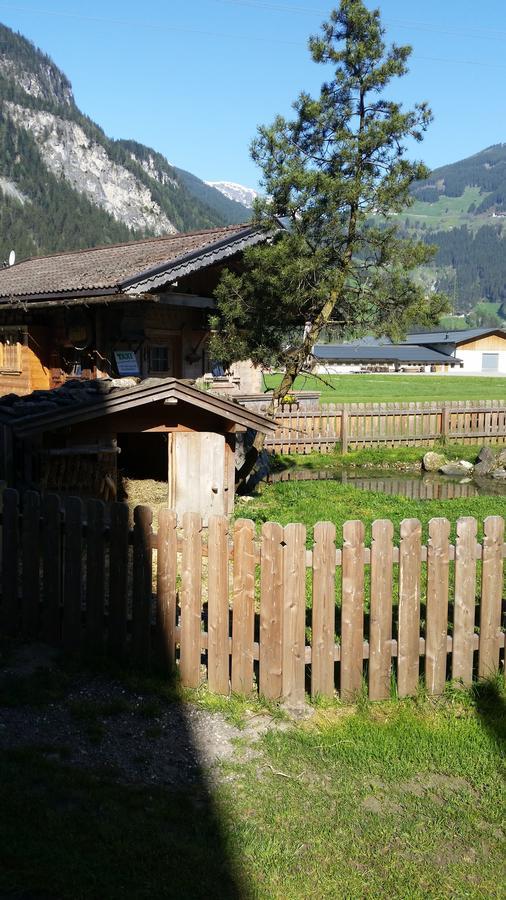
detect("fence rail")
(0, 489), (505, 704)
(265, 399), (506, 454)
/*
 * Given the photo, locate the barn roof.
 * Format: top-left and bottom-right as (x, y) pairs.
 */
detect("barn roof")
(0, 224), (268, 303)
(0, 377), (276, 438)
(313, 344), (462, 365)
(405, 327), (506, 345)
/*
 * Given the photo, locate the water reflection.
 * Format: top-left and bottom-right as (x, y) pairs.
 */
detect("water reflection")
(267, 467), (506, 499)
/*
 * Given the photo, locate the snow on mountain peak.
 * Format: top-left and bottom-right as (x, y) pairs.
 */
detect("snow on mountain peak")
(205, 181), (258, 209)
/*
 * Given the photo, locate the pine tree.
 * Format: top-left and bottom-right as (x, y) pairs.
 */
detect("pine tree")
(210, 0), (448, 481)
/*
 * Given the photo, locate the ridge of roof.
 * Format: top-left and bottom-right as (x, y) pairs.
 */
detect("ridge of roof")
(7, 223), (252, 268)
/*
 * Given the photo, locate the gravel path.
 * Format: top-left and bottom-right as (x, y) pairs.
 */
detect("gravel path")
(0, 645), (285, 788)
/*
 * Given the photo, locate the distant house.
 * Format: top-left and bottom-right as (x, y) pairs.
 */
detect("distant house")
(313, 327), (506, 375)
(0, 224), (271, 397)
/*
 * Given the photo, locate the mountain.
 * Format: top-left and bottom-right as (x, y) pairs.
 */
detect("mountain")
(401, 145), (506, 312)
(0, 23), (251, 262)
(205, 181), (259, 209)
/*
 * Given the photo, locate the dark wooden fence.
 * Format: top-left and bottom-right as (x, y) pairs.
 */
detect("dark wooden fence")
(1, 489), (504, 704)
(266, 400), (506, 453)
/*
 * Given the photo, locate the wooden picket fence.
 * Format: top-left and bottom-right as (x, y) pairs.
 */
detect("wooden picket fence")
(1, 488), (505, 704)
(266, 399), (506, 454)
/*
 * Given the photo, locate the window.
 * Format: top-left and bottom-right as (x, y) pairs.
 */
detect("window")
(0, 333), (22, 373)
(150, 344), (170, 373)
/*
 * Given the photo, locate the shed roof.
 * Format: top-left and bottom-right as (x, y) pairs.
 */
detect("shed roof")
(405, 327), (506, 345)
(313, 344), (462, 365)
(0, 377), (276, 438)
(0, 224), (267, 303)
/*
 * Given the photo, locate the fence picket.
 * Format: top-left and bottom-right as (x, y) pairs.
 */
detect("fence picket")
(132, 505), (153, 665)
(156, 507), (178, 672)
(478, 516), (504, 678)
(62, 496), (83, 651)
(425, 518), (450, 695)
(452, 518), (477, 685)
(180, 511), (202, 688)
(1, 488), (19, 636)
(42, 494), (61, 643)
(341, 520), (365, 701)
(208, 515), (230, 695)
(311, 521), (336, 699)
(22, 490), (40, 639)
(85, 499), (105, 651)
(369, 519), (394, 701)
(260, 522), (284, 699)
(108, 501), (129, 660)
(398, 519), (422, 698)
(232, 519), (256, 694)
(282, 523), (307, 707)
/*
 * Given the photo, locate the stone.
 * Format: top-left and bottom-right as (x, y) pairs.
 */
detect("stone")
(477, 446), (497, 464)
(492, 467), (506, 479)
(458, 460), (474, 472)
(497, 448), (506, 466)
(474, 447), (497, 475)
(422, 451), (447, 472)
(440, 462), (473, 477)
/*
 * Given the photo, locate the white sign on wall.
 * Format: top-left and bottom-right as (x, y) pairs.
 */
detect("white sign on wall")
(114, 350), (140, 376)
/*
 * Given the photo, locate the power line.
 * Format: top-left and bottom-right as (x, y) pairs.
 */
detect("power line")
(1, 2), (506, 65)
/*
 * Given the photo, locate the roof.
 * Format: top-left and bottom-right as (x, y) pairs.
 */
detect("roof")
(0, 377), (277, 438)
(0, 224), (268, 303)
(313, 344), (462, 365)
(405, 327), (506, 345)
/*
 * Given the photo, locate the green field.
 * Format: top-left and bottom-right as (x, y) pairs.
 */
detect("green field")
(263, 373), (506, 404)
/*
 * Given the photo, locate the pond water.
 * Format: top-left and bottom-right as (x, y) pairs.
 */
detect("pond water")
(267, 467), (506, 499)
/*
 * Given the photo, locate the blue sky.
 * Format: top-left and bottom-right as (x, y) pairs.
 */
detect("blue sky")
(1, 1), (505, 189)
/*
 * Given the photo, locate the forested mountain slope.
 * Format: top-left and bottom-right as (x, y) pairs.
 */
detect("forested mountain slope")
(0, 23), (250, 262)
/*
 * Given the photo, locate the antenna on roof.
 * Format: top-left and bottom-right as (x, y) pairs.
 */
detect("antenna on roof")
(1, 250), (15, 269)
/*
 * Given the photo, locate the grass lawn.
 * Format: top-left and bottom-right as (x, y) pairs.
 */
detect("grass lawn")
(0, 661), (504, 899)
(263, 372), (506, 404)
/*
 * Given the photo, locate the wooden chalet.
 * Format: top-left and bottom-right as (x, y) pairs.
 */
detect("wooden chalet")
(0, 377), (275, 521)
(0, 224), (271, 396)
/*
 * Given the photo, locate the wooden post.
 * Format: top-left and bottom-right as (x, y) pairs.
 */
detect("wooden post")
(208, 515), (230, 695)
(478, 516), (504, 678)
(425, 518), (450, 695)
(282, 522), (307, 707)
(62, 496), (83, 651)
(259, 522), (284, 700)
(369, 519), (394, 701)
(397, 518), (422, 698)
(452, 517), (477, 685)
(340, 520), (365, 701)
(108, 502), (130, 660)
(311, 521), (336, 699)
(156, 507), (178, 672)
(1, 488), (19, 636)
(231, 519), (256, 695)
(341, 407), (349, 454)
(132, 504), (153, 666)
(42, 494), (62, 644)
(179, 511), (202, 688)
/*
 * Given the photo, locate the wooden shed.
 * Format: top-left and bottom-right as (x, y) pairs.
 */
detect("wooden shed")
(0, 378), (275, 522)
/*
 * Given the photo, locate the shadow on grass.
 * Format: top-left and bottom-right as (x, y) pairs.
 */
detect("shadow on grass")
(0, 651), (246, 900)
(472, 675), (506, 761)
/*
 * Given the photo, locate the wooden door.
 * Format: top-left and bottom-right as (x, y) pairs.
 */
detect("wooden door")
(168, 432), (226, 524)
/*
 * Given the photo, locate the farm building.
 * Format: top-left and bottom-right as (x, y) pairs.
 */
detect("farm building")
(313, 327), (506, 374)
(0, 377), (275, 522)
(0, 224), (270, 397)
